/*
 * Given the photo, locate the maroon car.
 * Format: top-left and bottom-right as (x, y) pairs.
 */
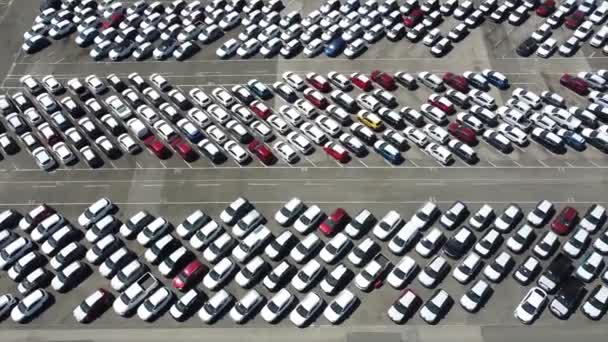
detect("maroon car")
(551, 207), (578, 235)
(371, 70), (397, 91)
(560, 74), (590, 95)
(442, 72), (469, 92)
(319, 208), (350, 236)
(448, 122), (477, 145)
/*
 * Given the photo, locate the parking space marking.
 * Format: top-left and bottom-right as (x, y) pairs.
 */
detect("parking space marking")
(158, 160), (168, 169)
(589, 160), (601, 167)
(512, 160), (523, 167)
(537, 159), (549, 167)
(83, 184), (110, 188)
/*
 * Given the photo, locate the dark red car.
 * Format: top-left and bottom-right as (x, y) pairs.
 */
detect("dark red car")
(560, 74), (590, 95)
(250, 100), (272, 120)
(172, 259), (207, 291)
(371, 70), (397, 91)
(428, 95), (455, 115)
(319, 208), (350, 236)
(304, 89), (329, 109)
(248, 140), (275, 165)
(101, 13), (125, 29)
(551, 206), (578, 235)
(535, 0), (556, 17)
(170, 137), (197, 162)
(306, 73), (331, 93)
(565, 11), (585, 29)
(323, 143), (350, 163)
(403, 9), (424, 27)
(442, 72), (469, 92)
(350, 73), (373, 91)
(448, 122), (477, 145)
(143, 136), (170, 159)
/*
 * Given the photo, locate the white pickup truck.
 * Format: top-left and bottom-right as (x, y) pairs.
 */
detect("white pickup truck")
(113, 272), (159, 316)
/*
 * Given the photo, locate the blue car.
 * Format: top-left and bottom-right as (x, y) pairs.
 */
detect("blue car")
(482, 69), (509, 90)
(374, 140), (404, 165)
(246, 79), (273, 100)
(556, 128), (586, 151)
(325, 37), (346, 57)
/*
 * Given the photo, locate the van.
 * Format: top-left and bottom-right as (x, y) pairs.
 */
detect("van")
(388, 221), (420, 254)
(497, 106), (532, 131)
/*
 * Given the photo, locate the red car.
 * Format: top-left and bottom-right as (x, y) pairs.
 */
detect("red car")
(304, 88), (329, 109)
(442, 72), (469, 92)
(170, 137), (197, 162)
(143, 136), (170, 159)
(535, 0), (556, 17)
(448, 122), (477, 145)
(319, 208), (350, 236)
(172, 259), (207, 291)
(551, 206), (579, 235)
(428, 94), (455, 115)
(250, 100), (272, 120)
(403, 9), (424, 27)
(306, 73), (331, 93)
(350, 73), (373, 91)
(565, 11), (585, 29)
(323, 142), (350, 163)
(560, 74), (590, 95)
(371, 70), (397, 91)
(101, 13), (125, 29)
(248, 140), (275, 165)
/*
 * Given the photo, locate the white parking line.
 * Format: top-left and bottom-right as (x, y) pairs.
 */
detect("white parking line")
(135, 161), (143, 169)
(537, 159), (549, 167)
(408, 159), (420, 167)
(486, 160), (497, 167)
(512, 160), (523, 167)
(159, 160), (168, 169)
(589, 160), (601, 167)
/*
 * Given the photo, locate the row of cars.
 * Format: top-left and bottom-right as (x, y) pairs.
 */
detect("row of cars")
(3, 68), (607, 171)
(28, 0), (602, 60)
(516, 0), (608, 58)
(24, 0), (262, 60)
(2, 196), (608, 325)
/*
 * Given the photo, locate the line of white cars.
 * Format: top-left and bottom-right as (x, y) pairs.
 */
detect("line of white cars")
(3, 196), (608, 325)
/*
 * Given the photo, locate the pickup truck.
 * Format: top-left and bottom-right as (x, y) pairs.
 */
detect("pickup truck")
(113, 272), (159, 316)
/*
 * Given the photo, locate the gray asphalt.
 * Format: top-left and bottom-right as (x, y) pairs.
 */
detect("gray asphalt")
(0, 0), (607, 341)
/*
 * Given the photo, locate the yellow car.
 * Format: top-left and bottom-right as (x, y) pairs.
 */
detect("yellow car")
(357, 111), (383, 130)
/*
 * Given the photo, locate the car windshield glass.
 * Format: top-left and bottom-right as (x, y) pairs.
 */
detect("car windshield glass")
(235, 303), (249, 315)
(467, 290), (481, 302)
(296, 305), (310, 317)
(267, 301), (280, 313)
(326, 244), (338, 254)
(393, 268), (406, 279)
(144, 300), (156, 311)
(426, 301), (440, 314)
(299, 271), (311, 283)
(522, 302), (536, 314)
(330, 302), (344, 314)
(203, 302), (216, 315)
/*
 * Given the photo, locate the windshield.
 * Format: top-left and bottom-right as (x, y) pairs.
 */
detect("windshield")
(296, 305), (310, 317)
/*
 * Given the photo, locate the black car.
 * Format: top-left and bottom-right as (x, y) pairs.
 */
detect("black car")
(531, 128), (565, 153)
(538, 253), (574, 293)
(351, 124), (377, 145)
(231, 85), (255, 105)
(516, 38), (538, 57)
(549, 277), (585, 319)
(61, 97), (85, 118)
(198, 140), (227, 164)
(484, 131), (513, 153)
(22, 35), (51, 54)
(0, 209), (21, 230)
(443, 227), (476, 259)
(40, 0), (61, 10)
(273, 83), (298, 103)
(107, 74), (127, 93)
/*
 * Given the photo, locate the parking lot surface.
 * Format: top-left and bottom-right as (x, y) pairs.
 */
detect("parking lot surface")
(0, 0), (608, 342)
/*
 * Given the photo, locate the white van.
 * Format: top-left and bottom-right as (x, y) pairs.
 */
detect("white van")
(388, 221), (420, 254)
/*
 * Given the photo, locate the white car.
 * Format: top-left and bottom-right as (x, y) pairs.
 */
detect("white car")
(453, 249), (483, 282)
(78, 198), (113, 229)
(460, 279), (491, 313)
(536, 38), (557, 58)
(290, 234), (322, 264)
(498, 123), (528, 146)
(137, 287), (173, 322)
(51, 260), (87, 292)
(260, 288), (295, 323)
(387, 256), (417, 289)
(507, 225), (535, 254)
(203, 257), (236, 290)
(563, 228), (590, 258)
(289, 292), (323, 327)
(439, 201), (468, 229)
(323, 289), (357, 324)
(514, 287), (547, 324)
(494, 204), (523, 233)
(416, 227), (445, 258)
(580, 204), (606, 233)
(229, 289), (264, 324)
(576, 252), (605, 282)
(373, 210), (404, 241)
(203, 232), (235, 264)
(483, 251), (514, 283)
(419, 289), (451, 324)
(169, 288), (203, 321)
(198, 289), (234, 323)
(11, 289), (48, 323)
(291, 259), (323, 292)
(235, 256), (268, 288)
(319, 233), (352, 264)
(263, 260), (294, 291)
(137, 217), (170, 247)
(232, 225), (272, 262)
(293, 205), (324, 233)
(418, 255), (448, 288)
(513, 256), (541, 285)
(533, 231), (559, 259)
(581, 285), (608, 320)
